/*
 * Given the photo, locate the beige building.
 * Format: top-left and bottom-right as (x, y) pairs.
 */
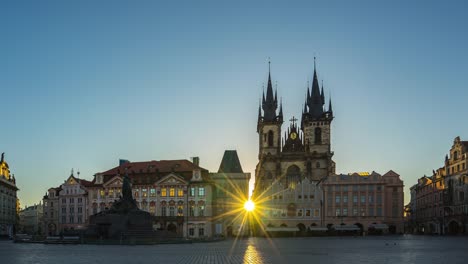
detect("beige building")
(0, 153), (19, 238)
(211, 150), (251, 237)
(86, 159), (214, 239)
(43, 170), (92, 235)
(42, 187), (60, 236)
(323, 171), (404, 234)
(19, 203), (43, 235)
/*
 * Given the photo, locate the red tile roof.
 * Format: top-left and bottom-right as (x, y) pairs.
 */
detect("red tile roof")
(78, 179), (94, 187)
(99, 159), (207, 176)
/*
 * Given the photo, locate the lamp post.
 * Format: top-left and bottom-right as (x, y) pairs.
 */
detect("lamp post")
(183, 186), (188, 239)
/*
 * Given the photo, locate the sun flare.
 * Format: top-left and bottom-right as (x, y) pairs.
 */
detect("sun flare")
(244, 200), (255, 212)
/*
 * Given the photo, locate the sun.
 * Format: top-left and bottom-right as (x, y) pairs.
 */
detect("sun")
(244, 200), (255, 212)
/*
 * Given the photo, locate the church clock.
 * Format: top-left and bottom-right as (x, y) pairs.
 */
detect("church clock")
(290, 132), (297, 140)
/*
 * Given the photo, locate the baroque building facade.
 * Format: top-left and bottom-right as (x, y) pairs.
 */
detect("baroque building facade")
(408, 136), (468, 234)
(253, 63), (334, 232)
(0, 153), (19, 238)
(43, 170), (92, 235)
(86, 159), (213, 238)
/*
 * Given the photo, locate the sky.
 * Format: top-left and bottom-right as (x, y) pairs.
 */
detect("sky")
(1, 0), (468, 207)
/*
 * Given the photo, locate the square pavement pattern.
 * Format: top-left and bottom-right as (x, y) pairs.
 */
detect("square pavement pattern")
(1, 236), (468, 264)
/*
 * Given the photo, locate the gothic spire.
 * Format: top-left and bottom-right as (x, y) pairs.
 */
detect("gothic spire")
(278, 98), (283, 121)
(275, 87), (278, 104)
(266, 60), (274, 102)
(262, 59), (279, 121)
(321, 80), (325, 105)
(311, 59), (321, 98)
(307, 57), (324, 118)
(258, 100), (262, 120)
(328, 96), (333, 114)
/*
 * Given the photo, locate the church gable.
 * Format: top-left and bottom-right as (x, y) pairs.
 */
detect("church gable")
(103, 175), (123, 188)
(65, 175), (79, 185)
(156, 173), (188, 186)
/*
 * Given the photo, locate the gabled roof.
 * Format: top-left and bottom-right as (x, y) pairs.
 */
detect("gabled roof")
(78, 179), (94, 187)
(102, 175), (123, 187)
(382, 170), (400, 178)
(155, 173), (188, 185)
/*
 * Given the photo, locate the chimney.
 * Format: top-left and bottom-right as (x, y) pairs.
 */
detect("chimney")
(119, 159), (130, 166)
(192, 157), (200, 166)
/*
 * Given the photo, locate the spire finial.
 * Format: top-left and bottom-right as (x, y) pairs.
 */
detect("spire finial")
(268, 57), (271, 73)
(314, 56), (316, 70)
(71, 168), (74, 176)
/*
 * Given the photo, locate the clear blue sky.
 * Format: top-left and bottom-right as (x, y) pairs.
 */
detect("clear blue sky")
(2, 0), (467, 207)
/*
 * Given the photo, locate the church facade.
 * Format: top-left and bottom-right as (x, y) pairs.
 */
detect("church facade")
(253, 62), (334, 232)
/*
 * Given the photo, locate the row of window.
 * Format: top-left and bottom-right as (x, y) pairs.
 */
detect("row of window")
(272, 194), (316, 200)
(188, 227), (205, 237)
(60, 198), (83, 204)
(0, 189), (16, 196)
(60, 207), (83, 213)
(61, 216), (83, 224)
(448, 162), (466, 174)
(328, 185), (383, 192)
(332, 207), (383, 217)
(330, 195), (383, 205)
(92, 187), (206, 199)
(65, 188), (81, 195)
(91, 205), (206, 217)
(269, 209), (320, 218)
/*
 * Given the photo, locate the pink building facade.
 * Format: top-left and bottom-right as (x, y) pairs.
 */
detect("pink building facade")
(323, 171), (404, 234)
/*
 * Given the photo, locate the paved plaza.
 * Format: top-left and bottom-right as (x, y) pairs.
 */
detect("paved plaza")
(1, 236), (467, 264)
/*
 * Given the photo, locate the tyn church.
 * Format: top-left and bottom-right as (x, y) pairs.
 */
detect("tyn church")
(253, 61), (334, 229)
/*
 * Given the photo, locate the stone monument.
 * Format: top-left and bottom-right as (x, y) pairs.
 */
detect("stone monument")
(87, 171), (154, 242)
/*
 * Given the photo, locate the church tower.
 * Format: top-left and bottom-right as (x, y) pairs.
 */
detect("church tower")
(301, 59), (334, 180)
(255, 63), (283, 198)
(257, 63), (283, 159)
(253, 59), (335, 233)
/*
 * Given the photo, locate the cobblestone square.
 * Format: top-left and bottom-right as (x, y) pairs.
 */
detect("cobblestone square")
(1, 236), (468, 264)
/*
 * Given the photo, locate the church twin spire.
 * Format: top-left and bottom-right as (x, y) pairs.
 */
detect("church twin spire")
(258, 58), (333, 132)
